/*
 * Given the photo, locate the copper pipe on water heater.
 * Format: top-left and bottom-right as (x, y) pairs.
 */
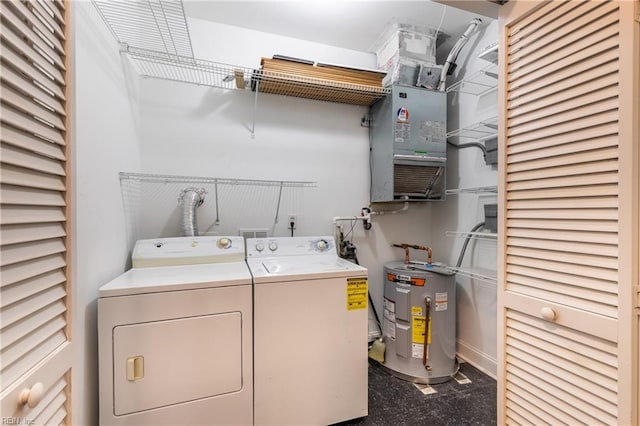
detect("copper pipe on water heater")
(392, 243), (433, 265)
(393, 244), (412, 264)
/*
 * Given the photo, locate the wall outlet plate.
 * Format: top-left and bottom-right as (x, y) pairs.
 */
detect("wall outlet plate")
(288, 214), (297, 229)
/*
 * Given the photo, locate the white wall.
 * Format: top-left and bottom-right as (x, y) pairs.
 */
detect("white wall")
(188, 19), (376, 69)
(430, 20), (498, 377)
(71, 2), (142, 425)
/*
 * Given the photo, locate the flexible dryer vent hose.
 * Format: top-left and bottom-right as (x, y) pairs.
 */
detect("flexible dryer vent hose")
(437, 18), (482, 91)
(178, 187), (206, 237)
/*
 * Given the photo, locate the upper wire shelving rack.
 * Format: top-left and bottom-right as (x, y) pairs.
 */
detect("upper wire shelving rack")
(124, 46), (389, 105)
(93, 0), (194, 57)
(446, 63), (498, 96)
(92, 1), (389, 107)
(446, 116), (498, 143)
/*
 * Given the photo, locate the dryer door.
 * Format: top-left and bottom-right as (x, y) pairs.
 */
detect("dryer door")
(113, 312), (242, 415)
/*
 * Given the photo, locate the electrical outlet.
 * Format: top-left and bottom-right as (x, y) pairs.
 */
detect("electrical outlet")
(288, 214), (297, 229)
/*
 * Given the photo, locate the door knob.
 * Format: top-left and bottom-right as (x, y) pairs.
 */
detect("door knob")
(540, 307), (556, 321)
(18, 382), (44, 408)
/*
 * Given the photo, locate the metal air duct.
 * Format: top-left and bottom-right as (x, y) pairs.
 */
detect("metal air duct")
(178, 187), (206, 236)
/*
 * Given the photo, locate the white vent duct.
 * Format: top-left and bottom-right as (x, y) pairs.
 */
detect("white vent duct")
(178, 187), (206, 236)
(437, 18), (482, 91)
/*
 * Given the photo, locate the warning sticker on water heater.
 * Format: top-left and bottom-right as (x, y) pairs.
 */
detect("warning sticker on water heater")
(384, 298), (395, 313)
(412, 316), (426, 344)
(435, 292), (448, 311)
(412, 343), (424, 359)
(383, 317), (395, 339)
(411, 316), (431, 359)
(346, 278), (368, 310)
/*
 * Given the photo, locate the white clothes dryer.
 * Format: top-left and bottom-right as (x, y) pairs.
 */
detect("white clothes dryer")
(98, 236), (252, 426)
(246, 236), (369, 426)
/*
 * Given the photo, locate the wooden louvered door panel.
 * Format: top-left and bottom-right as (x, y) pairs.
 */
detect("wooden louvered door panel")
(498, 1), (639, 425)
(0, 0), (72, 424)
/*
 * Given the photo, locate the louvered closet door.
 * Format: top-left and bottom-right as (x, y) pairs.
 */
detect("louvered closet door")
(1, 1), (72, 424)
(498, 1), (637, 425)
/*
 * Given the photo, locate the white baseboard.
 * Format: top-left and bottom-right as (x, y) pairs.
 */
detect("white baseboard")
(456, 339), (497, 380)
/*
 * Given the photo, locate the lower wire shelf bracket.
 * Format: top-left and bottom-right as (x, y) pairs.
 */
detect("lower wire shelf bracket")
(445, 230), (497, 240)
(446, 266), (496, 283)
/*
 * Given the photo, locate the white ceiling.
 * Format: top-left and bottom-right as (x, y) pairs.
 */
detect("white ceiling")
(182, 1), (496, 55)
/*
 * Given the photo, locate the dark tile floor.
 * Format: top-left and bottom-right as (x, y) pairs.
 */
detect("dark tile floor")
(335, 360), (497, 426)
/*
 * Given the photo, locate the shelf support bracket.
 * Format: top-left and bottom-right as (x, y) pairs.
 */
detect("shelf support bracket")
(272, 181), (284, 227)
(251, 79), (260, 138)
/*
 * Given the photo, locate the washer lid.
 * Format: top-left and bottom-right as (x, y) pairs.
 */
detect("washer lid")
(99, 262), (252, 297)
(248, 256), (367, 283)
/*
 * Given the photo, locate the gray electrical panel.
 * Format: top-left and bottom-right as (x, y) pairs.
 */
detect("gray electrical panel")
(370, 85), (447, 202)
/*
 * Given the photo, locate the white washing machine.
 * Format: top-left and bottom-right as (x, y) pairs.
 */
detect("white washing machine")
(246, 236), (369, 426)
(98, 236), (252, 426)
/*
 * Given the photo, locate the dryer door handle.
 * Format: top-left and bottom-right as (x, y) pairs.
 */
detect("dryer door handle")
(126, 356), (145, 381)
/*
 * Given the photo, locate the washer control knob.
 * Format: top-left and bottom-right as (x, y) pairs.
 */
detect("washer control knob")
(316, 239), (329, 251)
(217, 237), (232, 249)
(255, 242), (264, 252)
(268, 241), (278, 251)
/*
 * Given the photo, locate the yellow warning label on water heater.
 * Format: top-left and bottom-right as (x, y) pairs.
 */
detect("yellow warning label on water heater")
(412, 316), (432, 345)
(347, 278), (368, 311)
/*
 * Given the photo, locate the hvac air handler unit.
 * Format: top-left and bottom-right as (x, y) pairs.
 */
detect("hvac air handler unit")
(370, 85), (447, 202)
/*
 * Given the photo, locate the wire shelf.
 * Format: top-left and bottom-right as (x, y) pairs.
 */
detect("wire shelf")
(119, 172), (317, 251)
(125, 46), (251, 88)
(94, 1), (388, 106)
(256, 71), (389, 106)
(445, 186), (497, 195)
(125, 46), (390, 105)
(445, 266), (497, 283)
(445, 231), (497, 240)
(446, 63), (498, 96)
(447, 117), (498, 142)
(119, 172), (317, 188)
(93, 0), (194, 57)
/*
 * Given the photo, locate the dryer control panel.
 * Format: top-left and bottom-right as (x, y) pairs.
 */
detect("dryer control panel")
(132, 236), (245, 267)
(247, 236), (335, 258)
